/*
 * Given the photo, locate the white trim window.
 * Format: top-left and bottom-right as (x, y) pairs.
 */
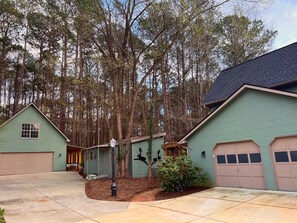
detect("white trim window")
(21, 123), (39, 139)
(88, 150), (97, 160)
(90, 151), (94, 160)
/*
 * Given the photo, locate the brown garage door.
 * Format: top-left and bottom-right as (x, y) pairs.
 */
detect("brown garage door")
(0, 152), (54, 176)
(214, 141), (265, 189)
(271, 136), (297, 191)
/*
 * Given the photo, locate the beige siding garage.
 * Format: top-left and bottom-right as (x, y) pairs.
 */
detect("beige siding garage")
(271, 136), (297, 191)
(214, 141), (265, 189)
(0, 152), (54, 175)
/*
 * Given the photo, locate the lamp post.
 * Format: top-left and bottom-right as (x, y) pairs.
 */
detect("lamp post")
(110, 138), (117, 196)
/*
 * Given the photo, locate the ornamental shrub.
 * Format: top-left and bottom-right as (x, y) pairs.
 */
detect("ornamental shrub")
(0, 208), (6, 223)
(158, 155), (209, 192)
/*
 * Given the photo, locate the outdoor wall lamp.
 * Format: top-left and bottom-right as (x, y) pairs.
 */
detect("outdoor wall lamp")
(110, 138), (117, 196)
(201, 151), (206, 158)
(59, 153), (62, 157)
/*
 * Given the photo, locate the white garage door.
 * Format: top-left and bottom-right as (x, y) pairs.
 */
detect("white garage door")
(214, 141), (266, 189)
(271, 136), (297, 191)
(0, 152), (54, 176)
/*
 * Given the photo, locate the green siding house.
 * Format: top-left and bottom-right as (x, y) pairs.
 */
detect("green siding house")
(0, 104), (70, 175)
(131, 133), (165, 178)
(84, 144), (112, 176)
(84, 133), (165, 178)
(180, 42), (297, 192)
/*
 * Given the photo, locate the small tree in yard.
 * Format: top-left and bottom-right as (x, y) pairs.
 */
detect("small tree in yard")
(0, 208), (5, 223)
(158, 155), (209, 192)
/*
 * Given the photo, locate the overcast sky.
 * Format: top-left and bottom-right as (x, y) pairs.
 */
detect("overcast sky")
(220, 0), (297, 50)
(259, 0), (297, 49)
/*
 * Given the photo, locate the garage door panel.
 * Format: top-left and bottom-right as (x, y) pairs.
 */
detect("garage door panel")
(0, 152), (53, 175)
(238, 165), (251, 177)
(292, 165), (297, 177)
(278, 178), (294, 191)
(239, 177), (252, 188)
(272, 140), (287, 151)
(275, 165), (292, 177)
(250, 165), (264, 177)
(252, 177), (266, 189)
(237, 148), (246, 154)
(214, 141), (265, 190)
(236, 143), (246, 153)
(228, 176), (240, 187)
(217, 166), (227, 175)
(287, 137), (297, 150)
(293, 178), (297, 190)
(227, 166), (239, 175)
(246, 142), (259, 153)
(218, 177), (229, 187)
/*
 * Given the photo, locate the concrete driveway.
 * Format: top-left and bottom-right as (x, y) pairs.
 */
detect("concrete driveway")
(1, 172), (297, 223)
(0, 172), (128, 223)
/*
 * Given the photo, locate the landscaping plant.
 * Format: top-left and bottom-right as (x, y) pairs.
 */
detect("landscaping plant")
(158, 155), (209, 192)
(0, 208), (6, 223)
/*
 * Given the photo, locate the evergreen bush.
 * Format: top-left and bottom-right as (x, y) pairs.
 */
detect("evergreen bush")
(158, 155), (209, 192)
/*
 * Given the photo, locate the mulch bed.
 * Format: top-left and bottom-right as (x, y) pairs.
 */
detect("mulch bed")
(85, 177), (209, 202)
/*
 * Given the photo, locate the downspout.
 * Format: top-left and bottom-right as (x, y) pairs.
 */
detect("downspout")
(97, 147), (100, 176)
(87, 150), (89, 175)
(131, 143), (134, 178)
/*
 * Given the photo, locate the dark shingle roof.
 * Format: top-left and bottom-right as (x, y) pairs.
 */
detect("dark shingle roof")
(203, 42), (297, 105)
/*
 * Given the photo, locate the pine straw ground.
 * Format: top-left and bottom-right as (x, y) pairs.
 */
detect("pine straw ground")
(85, 177), (209, 202)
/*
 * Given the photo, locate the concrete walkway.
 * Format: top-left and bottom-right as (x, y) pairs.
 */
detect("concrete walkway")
(1, 172), (297, 223)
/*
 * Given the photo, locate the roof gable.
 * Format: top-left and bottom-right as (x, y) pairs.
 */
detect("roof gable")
(180, 85), (297, 142)
(0, 103), (70, 142)
(203, 42), (297, 105)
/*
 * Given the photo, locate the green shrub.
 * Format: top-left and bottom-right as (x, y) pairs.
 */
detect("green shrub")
(0, 208), (6, 223)
(193, 171), (210, 187)
(158, 155), (209, 192)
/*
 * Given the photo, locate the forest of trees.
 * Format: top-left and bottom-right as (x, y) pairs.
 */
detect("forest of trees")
(0, 0), (276, 175)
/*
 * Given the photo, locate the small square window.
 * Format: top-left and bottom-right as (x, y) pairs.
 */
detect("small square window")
(227, 154), (237, 163)
(274, 151), (289, 162)
(238, 154), (249, 163)
(21, 123), (39, 139)
(217, 155), (226, 164)
(250, 153), (262, 163)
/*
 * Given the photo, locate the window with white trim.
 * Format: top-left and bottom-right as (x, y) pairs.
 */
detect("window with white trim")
(21, 123), (39, 139)
(90, 151), (94, 160)
(88, 150), (97, 160)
